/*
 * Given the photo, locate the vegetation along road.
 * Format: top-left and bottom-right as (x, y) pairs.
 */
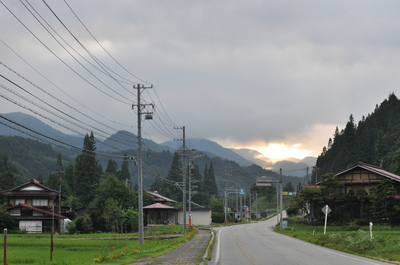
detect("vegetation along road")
(210, 218), (392, 265)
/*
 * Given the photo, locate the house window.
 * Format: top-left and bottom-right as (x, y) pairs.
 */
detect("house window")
(32, 199), (48, 206)
(9, 208), (21, 216)
(33, 211), (44, 216)
(15, 199), (25, 205)
(19, 221), (42, 233)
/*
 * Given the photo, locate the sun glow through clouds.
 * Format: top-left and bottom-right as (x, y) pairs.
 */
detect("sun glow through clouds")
(251, 143), (312, 163)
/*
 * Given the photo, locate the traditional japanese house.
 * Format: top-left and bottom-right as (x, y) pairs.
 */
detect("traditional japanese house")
(0, 179), (71, 233)
(334, 162), (400, 197)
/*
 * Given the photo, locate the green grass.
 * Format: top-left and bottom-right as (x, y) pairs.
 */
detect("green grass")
(0, 225), (197, 265)
(276, 222), (400, 263)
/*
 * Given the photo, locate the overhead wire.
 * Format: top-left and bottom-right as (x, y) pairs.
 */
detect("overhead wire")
(0, 0), (194, 181)
(0, 61), (138, 147)
(38, 0), (137, 94)
(0, 37), (134, 129)
(0, 114), (129, 161)
(62, 0), (152, 85)
(0, 74), (137, 149)
(0, 83), (136, 155)
(0, 0), (132, 105)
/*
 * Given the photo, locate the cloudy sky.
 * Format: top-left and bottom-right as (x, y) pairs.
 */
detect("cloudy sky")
(1, 0), (400, 161)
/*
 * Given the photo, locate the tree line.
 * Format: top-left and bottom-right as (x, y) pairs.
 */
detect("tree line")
(315, 93), (400, 181)
(291, 175), (400, 226)
(0, 132), (222, 233)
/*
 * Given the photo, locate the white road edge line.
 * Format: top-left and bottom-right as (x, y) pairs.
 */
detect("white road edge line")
(215, 227), (226, 264)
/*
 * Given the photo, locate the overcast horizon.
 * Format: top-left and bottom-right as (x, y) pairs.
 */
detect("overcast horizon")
(1, 1), (399, 161)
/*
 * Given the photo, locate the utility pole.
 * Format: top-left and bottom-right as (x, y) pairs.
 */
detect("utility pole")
(188, 161), (193, 227)
(175, 126), (187, 234)
(133, 84), (153, 246)
(312, 166), (319, 184)
(224, 166), (231, 219)
(255, 192), (258, 220)
(303, 167), (309, 187)
(58, 169), (62, 234)
(280, 168), (283, 231)
(235, 181), (238, 220)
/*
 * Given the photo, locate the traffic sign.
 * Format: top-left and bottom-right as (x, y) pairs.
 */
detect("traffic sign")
(321, 205), (331, 215)
(321, 205), (331, 235)
(239, 188), (245, 195)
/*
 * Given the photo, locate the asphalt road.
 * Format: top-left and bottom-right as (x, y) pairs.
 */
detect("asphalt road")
(211, 218), (392, 265)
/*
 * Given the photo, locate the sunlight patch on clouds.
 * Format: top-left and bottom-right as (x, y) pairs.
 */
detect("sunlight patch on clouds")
(223, 123), (337, 163)
(252, 143), (312, 162)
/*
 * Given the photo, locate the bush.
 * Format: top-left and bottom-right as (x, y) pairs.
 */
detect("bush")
(286, 206), (298, 216)
(66, 219), (76, 234)
(355, 218), (370, 226)
(211, 212), (225, 223)
(346, 222), (360, 231)
(0, 205), (17, 231)
(122, 208), (138, 232)
(70, 214), (93, 234)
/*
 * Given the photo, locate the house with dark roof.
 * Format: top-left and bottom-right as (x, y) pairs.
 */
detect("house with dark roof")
(144, 190), (211, 226)
(144, 190), (177, 204)
(334, 162), (400, 197)
(0, 179), (72, 233)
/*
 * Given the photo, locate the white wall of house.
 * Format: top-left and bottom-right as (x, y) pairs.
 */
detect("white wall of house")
(177, 208), (211, 226)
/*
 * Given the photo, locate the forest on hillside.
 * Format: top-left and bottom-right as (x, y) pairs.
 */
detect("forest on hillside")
(314, 93), (400, 182)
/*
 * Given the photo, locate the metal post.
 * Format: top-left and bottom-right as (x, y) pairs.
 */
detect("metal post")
(280, 168), (283, 231)
(249, 192), (252, 221)
(188, 162), (192, 227)
(182, 126), (186, 234)
(276, 182), (279, 225)
(50, 227), (53, 261)
(324, 206), (328, 234)
(240, 193), (242, 222)
(137, 84), (144, 246)
(58, 170), (62, 234)
(224, 189), (227, 226)
(4, 228), (7, 265)
(235, 182), (238, 220)
(255, 192), (258, 220)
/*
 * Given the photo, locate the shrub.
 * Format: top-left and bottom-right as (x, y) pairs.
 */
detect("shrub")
(211, 212), (225, 223)
(355, 218), (370, 226)
(346, 222), (360, 231)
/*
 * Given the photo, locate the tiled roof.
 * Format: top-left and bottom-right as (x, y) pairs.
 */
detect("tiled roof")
(144, 190), (177, 203)
(334, 162), (400, 182)
(143, 203), (177, 210)
(0, 179), (67, 199)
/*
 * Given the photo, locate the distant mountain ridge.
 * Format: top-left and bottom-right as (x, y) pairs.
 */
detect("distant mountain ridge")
(0, 112), (316, 176)
(160, 138), (255, 166)
(0, 112), (82, 147)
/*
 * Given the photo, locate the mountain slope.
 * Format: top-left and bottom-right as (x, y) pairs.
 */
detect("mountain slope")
(316, 93), (400, 178)
(0, 112), (83, 147)
(100, 130), (173, 153)
(161, 138), (254, 166)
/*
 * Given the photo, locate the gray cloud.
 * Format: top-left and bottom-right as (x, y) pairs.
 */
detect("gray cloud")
(1, 0), (400, 158)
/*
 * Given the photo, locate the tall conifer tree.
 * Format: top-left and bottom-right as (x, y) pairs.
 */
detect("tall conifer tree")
(75, 132), (102, 205)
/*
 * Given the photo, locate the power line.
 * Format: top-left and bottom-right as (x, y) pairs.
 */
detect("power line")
(1, 0), (132, 104)
(62, 0), (152, 85)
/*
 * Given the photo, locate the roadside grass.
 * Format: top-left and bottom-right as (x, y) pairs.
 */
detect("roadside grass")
(275, 223), (400, 263)
(0, 225), (197, 265)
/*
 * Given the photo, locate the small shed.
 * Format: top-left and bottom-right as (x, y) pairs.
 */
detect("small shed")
(144, 203), (177, 225)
